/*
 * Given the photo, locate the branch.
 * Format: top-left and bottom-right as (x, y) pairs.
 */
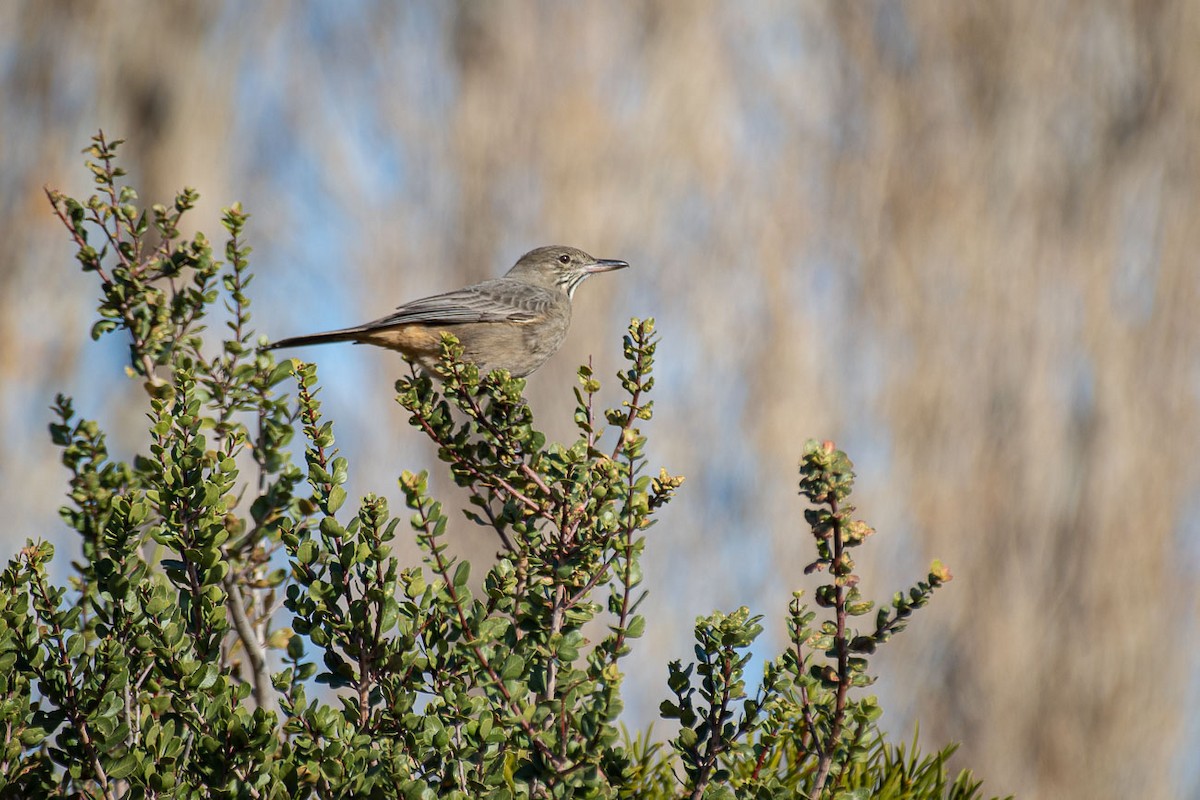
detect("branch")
(221, 571), (273, 714)
(28, 563), (115, 800)
(811, 494), (850, 796)
(687, 653), (735, 800)
(44, 186), (158, 382)
(413, 495), (568, 773)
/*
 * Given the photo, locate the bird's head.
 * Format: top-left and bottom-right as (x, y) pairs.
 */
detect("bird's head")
(507, 245), (628, 297)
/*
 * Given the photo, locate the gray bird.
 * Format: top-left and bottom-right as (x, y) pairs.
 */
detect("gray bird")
(267, 245), (628, 377)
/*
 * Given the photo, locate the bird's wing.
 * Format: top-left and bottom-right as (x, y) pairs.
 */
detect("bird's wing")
(365, 279), (556, 328)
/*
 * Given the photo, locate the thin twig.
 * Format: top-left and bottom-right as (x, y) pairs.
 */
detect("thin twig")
(811, 495), (850, 796)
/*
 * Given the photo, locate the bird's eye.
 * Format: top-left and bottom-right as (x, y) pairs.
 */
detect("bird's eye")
(558, 254), (571, 265)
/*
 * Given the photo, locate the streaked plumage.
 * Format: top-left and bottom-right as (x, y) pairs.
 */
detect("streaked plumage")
(267, 246), (628, 377)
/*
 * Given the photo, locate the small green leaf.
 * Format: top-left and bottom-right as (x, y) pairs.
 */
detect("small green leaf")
(327, 485), (347, 513)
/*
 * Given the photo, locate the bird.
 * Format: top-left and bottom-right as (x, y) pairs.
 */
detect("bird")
(267, 245), (629, 378)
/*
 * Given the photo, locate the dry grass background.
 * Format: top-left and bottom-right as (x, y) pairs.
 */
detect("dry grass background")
(2, 3), (1197, 798)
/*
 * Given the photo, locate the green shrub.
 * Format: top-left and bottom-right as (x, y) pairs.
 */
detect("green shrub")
(0, 133), (1006, 799)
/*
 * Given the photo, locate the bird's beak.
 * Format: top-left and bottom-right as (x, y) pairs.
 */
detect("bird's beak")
(585, 258), (629, 274)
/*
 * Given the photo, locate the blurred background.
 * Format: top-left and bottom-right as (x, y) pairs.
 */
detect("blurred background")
(3, 2), (1198, 797)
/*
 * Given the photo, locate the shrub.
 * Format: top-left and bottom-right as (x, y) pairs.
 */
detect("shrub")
(0, 133), (1005, 799)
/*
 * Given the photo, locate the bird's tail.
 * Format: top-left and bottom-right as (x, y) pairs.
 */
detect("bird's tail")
(266, 327), (365, 350)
